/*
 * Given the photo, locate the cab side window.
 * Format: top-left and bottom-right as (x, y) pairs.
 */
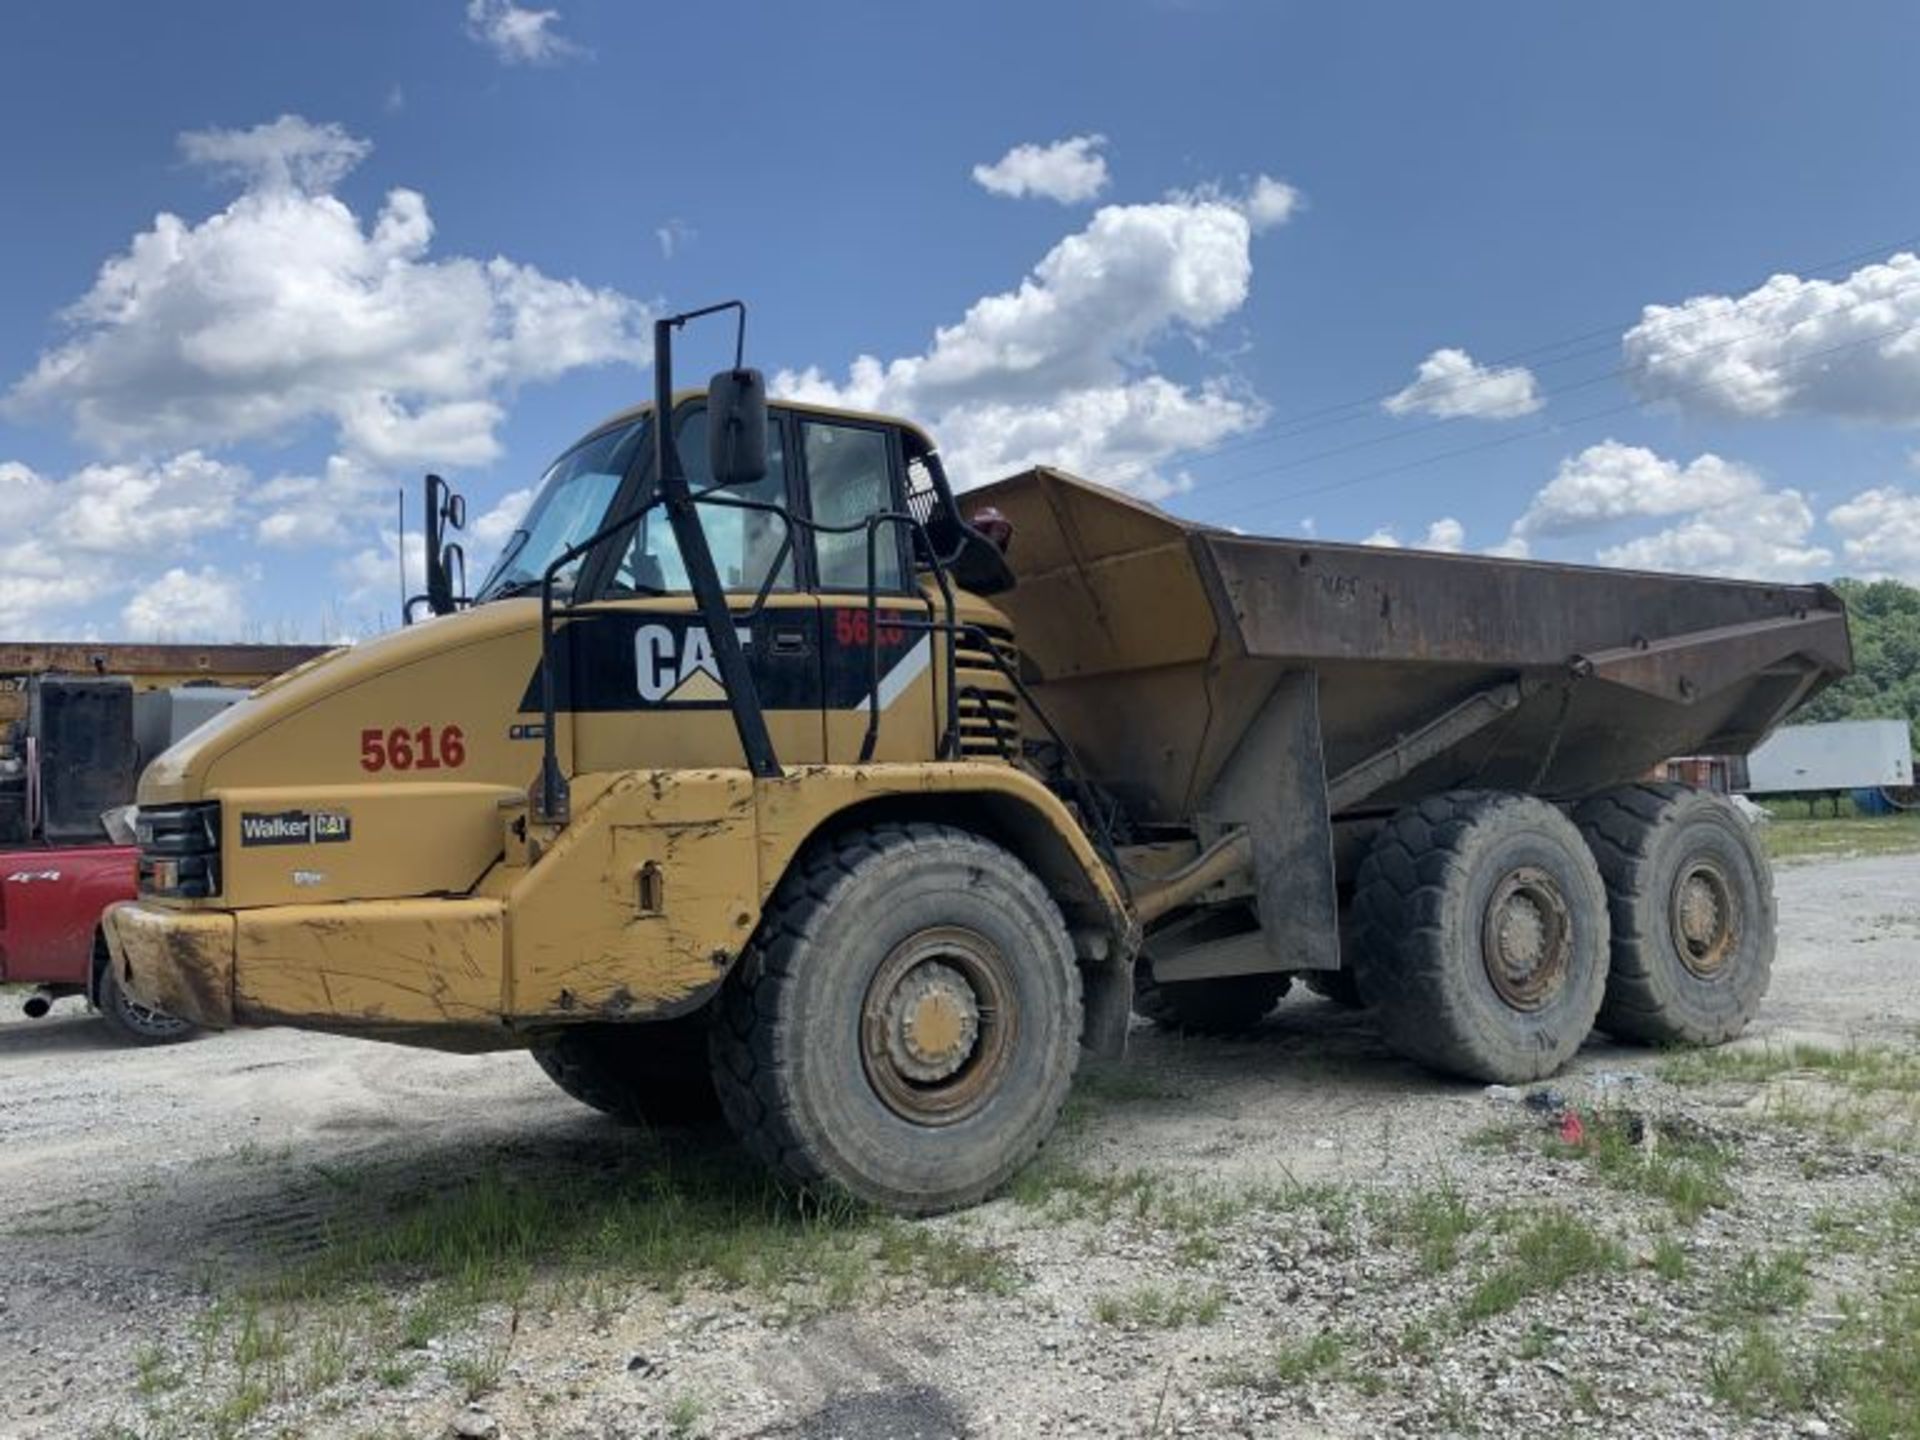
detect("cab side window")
(803, 421), (904, 592)
(617, 409), (794, 594)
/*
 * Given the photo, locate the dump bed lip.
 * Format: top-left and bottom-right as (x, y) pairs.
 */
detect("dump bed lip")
(969, 465), (1841, 604)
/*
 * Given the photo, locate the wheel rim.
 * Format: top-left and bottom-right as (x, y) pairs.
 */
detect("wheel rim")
(860, 925), (1015, 1126)
(1670, 857), (1739, 977)
(1481, 866), (1573, 1012)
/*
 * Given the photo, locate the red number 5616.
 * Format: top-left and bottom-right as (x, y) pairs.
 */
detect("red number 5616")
(360, 725), (466, 772)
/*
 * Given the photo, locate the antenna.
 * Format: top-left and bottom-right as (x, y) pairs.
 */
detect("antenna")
(396, 487), (407, 629)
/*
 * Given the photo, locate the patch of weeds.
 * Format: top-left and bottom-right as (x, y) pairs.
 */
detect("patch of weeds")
(1464, 1120), (1527, 1152)
(1072, 1065), (1189, 1106)
(132, 1342), (183, 1398)
(204, 1379), (272, 1440)
(1397, 1320), (1437, 1361)
(875, 1223), (1020, 1297)
(1708, 1324), (1810, 1417)
(666, 1392), (705, 1438)
(1713, 1248), (1811, 1323)
(1174, 1231), (1222, 1265)
(1375, 1184), (1478, 1274)
(1516, 1321), (1555, 1360)
(296, 1314), (353, 1393)
(1544, 1112), (1736, 1223)
(1092, 1282), (1226, 1329)
(1226, 1329), (1347, 1392)
(373, 1353), (419, 1389)
(1651, 1235), (1688, 1282)
(447, 1336), (510, 1402)
(400, 1285), (471, 1349)
(271, 1149), (963, 1321)
(1760, 813), (1920, 863)
(1660, 1040), (1920, 1096)
(1460, 1209), (1622, 1324)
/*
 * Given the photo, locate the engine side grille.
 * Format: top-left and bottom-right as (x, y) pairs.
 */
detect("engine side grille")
(952, 624), (1021, 760)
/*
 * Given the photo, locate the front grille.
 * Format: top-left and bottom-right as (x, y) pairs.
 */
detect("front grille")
(137, 801), (221, 899)
(953, 624), (1021, 759)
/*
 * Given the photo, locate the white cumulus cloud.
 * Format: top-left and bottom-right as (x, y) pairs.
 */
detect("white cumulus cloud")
(465, 0), (581, 65)
(1358, 518), (1463, 552)
(122, 566), (246, 639)
(1623, 251), (1920, 422)
(778, 186), (1293, 495)
(1384, 347), (1542, 421)
(1497, 441), (1831, 581)
(972, 135), (1110, 204)
(1827, 486), (1920, 581)
(1514, 441), (1763, 537)
(1595, 489), (1831, 580)
(7, 116), (646, 480)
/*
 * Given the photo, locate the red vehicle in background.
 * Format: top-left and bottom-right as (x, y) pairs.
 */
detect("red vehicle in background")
(0, 840), (163, 1040)
(1, 649), (324, 1041)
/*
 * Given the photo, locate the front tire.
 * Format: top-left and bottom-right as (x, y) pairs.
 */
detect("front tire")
(530, 1016), (722, 1128)
(1349, 792), (1609, 1083)
(1575, 784), (1774, 1045)
(710, 823), (1082, 1214)
(94, 938), (196, 1046)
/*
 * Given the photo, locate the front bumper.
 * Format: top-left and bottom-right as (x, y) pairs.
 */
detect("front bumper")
(101, 896), (509, 1040)
(102, 902), (236, 1028)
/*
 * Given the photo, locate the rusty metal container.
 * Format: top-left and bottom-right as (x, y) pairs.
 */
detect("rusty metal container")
(967, 468), (1852, 827)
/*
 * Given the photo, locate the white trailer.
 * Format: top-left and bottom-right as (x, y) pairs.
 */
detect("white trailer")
(1741, 719), (1914, 795)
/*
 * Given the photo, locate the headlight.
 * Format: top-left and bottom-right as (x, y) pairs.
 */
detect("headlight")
(137, 800), (222, 898)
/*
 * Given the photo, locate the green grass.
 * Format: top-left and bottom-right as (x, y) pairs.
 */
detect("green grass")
(666, 1392), (706, 1438)
(1222, 1329), (1348, 1392)
(1661, 1040), (1920, 1095)
(1092, 1282), (1226, 1329)
(1713, 1248), (1811, 1323)
(1372, 1185), (1479, 1274)
(1542, 1112), (1737, 1224)
(1460, 1209), (1623, 1324)
(1761, 812), (1920, 862)
(1651, 1235), (1688, 1282)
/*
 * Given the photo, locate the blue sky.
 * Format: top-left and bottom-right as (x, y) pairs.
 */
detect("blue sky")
(5, 1), (1920, 641)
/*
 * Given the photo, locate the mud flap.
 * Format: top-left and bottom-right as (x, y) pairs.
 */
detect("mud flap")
(1203, 669), (1341, 973)
(1078, 948), (1135, 1059)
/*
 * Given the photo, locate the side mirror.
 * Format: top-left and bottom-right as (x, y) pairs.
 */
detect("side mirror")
(707, 367), (768, 487)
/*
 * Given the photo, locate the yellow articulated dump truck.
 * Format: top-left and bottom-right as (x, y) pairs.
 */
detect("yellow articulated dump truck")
(105, 301), (1852, 1213)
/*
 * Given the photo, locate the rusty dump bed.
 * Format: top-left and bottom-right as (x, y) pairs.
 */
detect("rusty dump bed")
(968, 468), (1852, 825)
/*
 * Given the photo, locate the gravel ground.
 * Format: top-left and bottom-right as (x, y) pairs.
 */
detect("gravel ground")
(2, 851), (1917, 1440)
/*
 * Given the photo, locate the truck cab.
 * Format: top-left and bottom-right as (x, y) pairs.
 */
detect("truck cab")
(106, 339), (1130, 1213)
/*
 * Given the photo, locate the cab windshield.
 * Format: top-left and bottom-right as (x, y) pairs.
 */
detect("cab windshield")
(473, 418), (648, 601)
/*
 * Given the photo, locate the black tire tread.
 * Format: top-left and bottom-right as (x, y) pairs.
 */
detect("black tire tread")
(94, 935), (196, 1046)
(1135, 969), (1290, 1034)
(1349, 791), (1608, 1082)
(1575, 783), (1774, 1045)
(709, 822), (1081, 1213)
(530, 1017), (720, 1128)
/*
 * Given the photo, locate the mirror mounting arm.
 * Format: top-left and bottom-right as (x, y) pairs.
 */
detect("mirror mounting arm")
(652, 309), (782, 780)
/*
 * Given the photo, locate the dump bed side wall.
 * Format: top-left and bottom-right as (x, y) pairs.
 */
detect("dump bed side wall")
(968, 467), (1850, 825)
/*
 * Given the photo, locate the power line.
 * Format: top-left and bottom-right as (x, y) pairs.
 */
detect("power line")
(1179, 264), (1920, 512)
(1178, 229), (1920, 466)
(1202, 311), (1920, 527)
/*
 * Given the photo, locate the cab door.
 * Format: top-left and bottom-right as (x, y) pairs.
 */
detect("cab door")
(567, 406), (826, 774)
(796, 415), (938, 764)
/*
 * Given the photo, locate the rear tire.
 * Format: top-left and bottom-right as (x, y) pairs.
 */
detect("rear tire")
(1349, 792), (1609, 1083)
(710, 823), (1081, 1214)
(1135, 968), (1290, 1035)
(530, 1016), (722, 1128)
(94, 938), (196, 1045)
(1574, 783), (1774, 1045)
